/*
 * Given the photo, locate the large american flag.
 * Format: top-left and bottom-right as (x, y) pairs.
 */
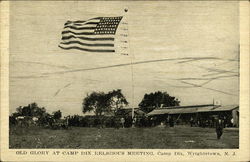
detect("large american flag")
(59, 16), (123, 53)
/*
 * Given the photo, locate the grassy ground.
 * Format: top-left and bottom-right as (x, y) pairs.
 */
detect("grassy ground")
(9, 126), (239, 149)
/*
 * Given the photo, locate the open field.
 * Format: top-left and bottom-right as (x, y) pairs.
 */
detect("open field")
(9, 126), (239, 149)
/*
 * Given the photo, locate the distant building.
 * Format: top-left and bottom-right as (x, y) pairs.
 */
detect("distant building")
(147, 104), (239, 127)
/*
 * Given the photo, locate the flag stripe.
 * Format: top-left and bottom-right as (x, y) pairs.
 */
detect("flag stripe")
(62, 30), (94, 35)
(64, 22), (99, 27)
(59, 43), (114, 50)
(60, 40), (114, 47)
(62, 33), (115, 39)
(66, 23), (88, 27)
(62, 35), (115, 41)
(64, 18), (100, 25)
(65, 20), (100, 27)
(65, 20), (86, 25)
(62, 36), (114, 44)
(62, 28), (94, 33)
(84, 22), (100, 25)
(64, 24), (97, 28)
(66, 17), (100, 23)
(64, 26), (96, 30)
(58, 45), (115, 52)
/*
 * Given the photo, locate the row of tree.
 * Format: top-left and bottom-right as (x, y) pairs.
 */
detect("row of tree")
(82, 89), (180, 115)
(10, 90), (180, 128)
(12, 103), (62, 119)
(9, 102), (62, 127)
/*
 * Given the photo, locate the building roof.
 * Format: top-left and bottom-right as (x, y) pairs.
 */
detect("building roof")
(146, 109), (172, 116)
(211, 105), (239, 112)
(147, 105), (239, 116)
(196, 105), (220, 113)
(161, 104), (214, 109)
(168, 107), (199, 114)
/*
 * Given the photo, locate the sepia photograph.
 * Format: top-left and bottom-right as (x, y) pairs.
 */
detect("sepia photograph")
(7, 1), (242, 150)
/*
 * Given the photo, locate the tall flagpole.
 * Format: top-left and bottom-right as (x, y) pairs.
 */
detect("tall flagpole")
(122, 8), (135, 123)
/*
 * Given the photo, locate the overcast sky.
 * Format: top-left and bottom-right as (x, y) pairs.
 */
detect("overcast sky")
(10, 1), (239, 116)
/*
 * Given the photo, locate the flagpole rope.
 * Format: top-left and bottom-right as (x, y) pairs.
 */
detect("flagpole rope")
(123, 8), (135, 120)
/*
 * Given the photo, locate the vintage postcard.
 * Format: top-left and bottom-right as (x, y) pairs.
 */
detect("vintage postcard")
(0, 1), (249, 161)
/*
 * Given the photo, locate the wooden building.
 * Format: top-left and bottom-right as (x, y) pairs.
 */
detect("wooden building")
(147, 104), (239, 127)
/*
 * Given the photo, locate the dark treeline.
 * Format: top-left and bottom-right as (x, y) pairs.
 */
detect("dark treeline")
(10, 90), (179, 129)
(65, 114), (156, 128)
(9, 102), (65, 129)
(9, 103), (158, 129)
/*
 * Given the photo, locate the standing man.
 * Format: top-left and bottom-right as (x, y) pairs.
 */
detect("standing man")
(215, 117), (224, 139)
(150, 117), (154, 127)
(120, 117), (125, 128)
(231, 118), (234, 127)
(132, 117), (137, 127)
(165, 116), (169, 127)
(169, 116), (174, 127)
(190, 117), (194, 127)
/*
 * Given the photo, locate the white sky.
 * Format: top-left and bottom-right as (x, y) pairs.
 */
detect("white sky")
(10, 1), (239, 116)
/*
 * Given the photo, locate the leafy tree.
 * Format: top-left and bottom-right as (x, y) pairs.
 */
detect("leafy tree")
(138, 91), (180, 113)
(82, 92), (111, 116)
(82, 89), (128, 116)
(53, 110), (62, 120)
(29, 103), (46, 117)
(15, 103), (46, 117)
(108, 89), (128, 112)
